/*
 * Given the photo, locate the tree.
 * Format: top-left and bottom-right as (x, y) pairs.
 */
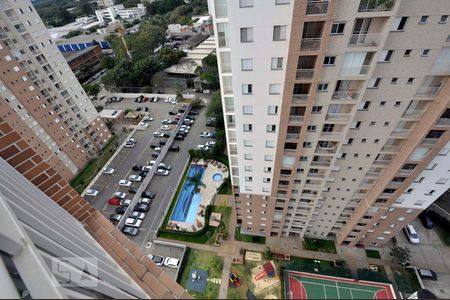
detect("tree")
(83, 83), (101, 98)
(175, 81), (184, 102)
(76, 0), (93, 16)
(151, 71), (168, 90)
(186, 172), (205, 191)
(190, 96), (203, 109)
(100, 55), (116, 70)
(390, 246), (411, 266)
(176, 59), (197, 75)
(65, 30), (83, 38)
(127, 23), (166, 60)
(264, 248), (273, 260)
(207, 92), (223, 118)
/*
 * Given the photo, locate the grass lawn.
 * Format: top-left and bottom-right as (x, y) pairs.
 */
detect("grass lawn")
(70, 135), (117, 193)
(357, 266), (390, 283)
(392, 267), (422, 294)
(234, 227), (266, 244)
(179, 249), (224, 299)
(275, 256), (353, 279)
(303, 237), (337, 254)
(365, 249), (382, 259)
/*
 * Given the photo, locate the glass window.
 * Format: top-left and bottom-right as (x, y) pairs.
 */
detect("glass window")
(271, 57), (283, 70)
(240, 27), (253, 43)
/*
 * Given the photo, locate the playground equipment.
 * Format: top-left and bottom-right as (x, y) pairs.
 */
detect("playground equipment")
(229, 272), (241, 288)
(255, 262), (276, 280)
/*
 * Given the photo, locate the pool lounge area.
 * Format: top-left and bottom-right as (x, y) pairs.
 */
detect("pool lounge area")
(167, 159), (228, 232)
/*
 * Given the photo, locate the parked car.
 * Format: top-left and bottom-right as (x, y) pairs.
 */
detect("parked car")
(151, 152), (160, 158)
(189, 110), (199, 115)
(119, 179), (132, 187)
(197, 145), (209, 151)
(138, 122), (149, 128)
(125, 218), (142, 228)
(159, 140), (167, 145)
(203, 89), (211, 94)
(144, 107), (149, 112)
(150, 143), (159, 149)
(418, 269), (438, 280)
(163, 257), (180, 268)
(168, 111), (177, 115)
(158, 163), (172, 170)
(129, 175), (142, 182)
(405, 224), (420, 244)
(156, 168), (170, 176)
(122, 226), (139, 236)
(419, 212), (434, 229)
(85, 189), (99, 197)
(153, 131), (164, 137)
(169, 146), (180, 152)
(141, 191), (155, 199)
(121, 199), (132, 206)
(170, 119), (179, 124)
(140, 170), (149, 178)
(118, 96), (124, 102)
(138, 197), (151, 204)
(136, 107), (142, 111)
(148, 255), (164, 266)
(132, 164), (141, 171)
(200, 132), (210, 138)
(114, 192), (126, 199)
(108, 197), (121, 206)
(141, 165), (152, 171)
(128, 187), (138, 194)
(161, 133), (170, 138)
(178, 108), (185, 113)
(175, 134), (185, 140)
(143, 116), (153, 122)
(161, 119), (170, 124)
(143, 97), (149, 102)
(130, 211), (146, 220)
(134, 203), (150, 212)
(206, 141), (216, 147)
(115, 205), (128, 214)
(160, 125), (171, 131)
(103, 167), (115, 174)
(109, 214), (123, 222)
(124, 141), (135, 148)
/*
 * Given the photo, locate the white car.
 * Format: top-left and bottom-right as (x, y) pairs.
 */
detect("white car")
(129, 175), (142, 182)
(138, 197), (151, 204)
(121, 199), (132, 206)
(156, 168), (170, 176)
(130, 211), (146, 220)
(181, 125), (191, 130)
(202, 89), (211, 94)
(138, 122), (149, 128)
(128, 138), (137, 143)
(147, 160), (156, 166)
(405, 224), (420, 244)
(142, 165), (152, 171)
(158, 163), (172, 170)
(114, 192), (126, 199)
(143, 116), (153, 122)
(160, 125), (171, 131)
(125, 218), (142, 228)
(119, 179), (132, 187)
(85, 189), (99, 197)
(102, 167), (115, 174)
(153, 131), (164, 137)
(179, 128), (189, 134)
(206, 141), (216, 147)
(163, 257), (180, 268)
(197, 145), (209, 151)
(124, 141), (135, 148)
(200, 132), (210, 138)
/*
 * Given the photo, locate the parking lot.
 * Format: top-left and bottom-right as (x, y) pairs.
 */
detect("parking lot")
(84, 94), (215, 247)
(395, 218), (450, 298)
(144, 240), (186, 280)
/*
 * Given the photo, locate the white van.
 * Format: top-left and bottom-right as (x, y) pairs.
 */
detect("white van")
(405, 224), (420, 244)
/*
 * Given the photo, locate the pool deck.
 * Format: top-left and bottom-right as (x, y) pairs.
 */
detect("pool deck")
(167, 159), (228, 232)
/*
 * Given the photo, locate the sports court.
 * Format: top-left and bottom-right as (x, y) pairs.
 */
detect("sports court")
(285, 270), (396, 299)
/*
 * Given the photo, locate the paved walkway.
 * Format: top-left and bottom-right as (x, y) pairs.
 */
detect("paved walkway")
(219, 257), (232, 299)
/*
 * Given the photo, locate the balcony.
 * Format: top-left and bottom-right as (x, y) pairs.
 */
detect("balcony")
(348, 34), (382, 47)
(332, 90), (360, 101)
(391, 128), (412, 137)
(422, 138), (439, 145)
(415, 87), (440, 97)
(325, 112), (352, 121)
(436, 118), (450, 126)
(286, 133), (300, 140)
(306, 1), (329, 15)
(358, 0), (395, 12)
(292, 94), (309, 103)
(301, 38), (321, 51)
(320, 131), (344, 140)
(296, 69), (315, 80)
(307, 173), (326, 179)
(311, 161), (331, 167)
(340, 65), (371, 76)
(402, 109), (426, 119)
(288, 116), (304, 123)
(373, 159), (391, 166)
(381, 145), (401, 152)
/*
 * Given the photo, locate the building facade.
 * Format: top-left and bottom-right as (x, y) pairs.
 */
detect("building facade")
(97, 0), (116, 8)
(62, 45), (103, 77)
(0, 0), (112, 180)
(95, 4), (146, 23)
(209, 0), (450, 247)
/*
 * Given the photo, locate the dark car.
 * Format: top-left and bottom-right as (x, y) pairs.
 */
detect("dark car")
(144, 107), (149, 112)
(162, 133), (170, 138)
(178, 108), (186, 113)
(136, 107), (142, 111)
(170, 119), (179, 124)
(169, 146), (180, 152)
(175, 134), (185, 140)
(109, 214), (123, 222)
(418, 269), (438, 280)
(419, 212), (434, 229)
(141, 191), (155, 199)
(168, 111), (177, 115)
(128, 188), (138, 194)
(115, 205), (128, 214)
(118, 96), (124, 102)
(134, 203), (150, 212)
(159, 140), (167, 145)
(132, 164), (141, 171)
(177, 131), (187, 137)
(151, 152), (159, 158)
(140, 170), (149, 177)
(150, 144), (159, 149)
(134, 98), (139, 102)
(150, 255), (164, 266)
(122, 226), (139, 236)
(188, 110), (199, 115)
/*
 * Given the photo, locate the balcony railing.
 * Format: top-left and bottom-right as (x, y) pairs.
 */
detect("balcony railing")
(381, 145), (401, 152)
(390, 128), (412, 137)
(320, 131), (344, 139)
(286, 133), (300, 140)
(296, 69), (314, 80)
(422, 138), (438, 145)
(221, 62), (232, 73)
(415, 86), (440, 97)
(348, 34), (382, 47)
(288, 115), (304, 123)
(325, 112), (352, 121)
(306, 1), (329, 15)
(311, 161), (331, 167)
(332, 90), (360, 100)
(301, 38), (321, 51)
(402, 109), (426, 118)
(307, 173), (326, 178)
(373, 159), (391, 165)
(358, 0), (395, 12)
(340, 65), (370, 75)
(436, 118), (450, 126)
(292, 94), (309, 103)
(315, 147), (337, 154)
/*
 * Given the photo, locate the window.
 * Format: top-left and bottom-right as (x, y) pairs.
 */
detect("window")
(264, 166), (272, 172)
(391, 78), (398, 84)
(394, 101), (401, 107)
(264, 155), (273, 161)
(267, 125), (276, 132)
(350, 121), (361, 129)
(275, 0), (290, 4)
(242, 105), (253, 115)
(425, 190), (436, 195)
(244, 154), (253, 160)
(407, 78), (414, 84)
(268, 106), (278, 115)
(378, 50), (394, 62)
(239, 0), (253, 8)
(240, 27), (253, 43)
(245, 165), (253, 171)
(323, 56), (336, 65)
(419, 16), (429, 24)
(312, 106), (322, 113)
(404, 49), (412, 57)
(391, 16), (408, 31)
(241, 58), (253, 71)
(263, 178), (271, 183)
(265, 140), (275, 148)
(242, 84), (253, 94)
(307, 125), (316, 131)
(358, 101), (371, 110)
(380, 101), (386, 106)
(271, 57), (283, 70)
(245, 176), (253, 182)
(322, 123), (335, 132)
(330, 22), (345, 34)
(269, 84), (281, 94)
(243, 124), (253, 132)
(440, 15), (448, 24)
(422, 49), (430, 56)
(273, 25), (287, 41)
(437, 178), (449, 184)
(368, 78), (382, 88)
(317, 83), (328, 91)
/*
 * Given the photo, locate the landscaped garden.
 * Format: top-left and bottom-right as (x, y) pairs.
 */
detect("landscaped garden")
(303, 237), (337, 254)
(70, 135), (117, 193)
(234, 227), (266, 244)
(365, 249), (382, 259)
(275, 256), (353, 279)
(392, 267), (422, 294)
(178, 249), (224, 299)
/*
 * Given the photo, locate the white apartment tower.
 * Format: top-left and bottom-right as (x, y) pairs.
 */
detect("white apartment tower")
(209, 0), (450, 247)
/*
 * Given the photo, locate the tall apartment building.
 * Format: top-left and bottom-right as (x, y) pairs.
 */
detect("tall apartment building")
(97, 0), (116, 8)
(0, 0), (111, 181)
(209, 0), (450, 247)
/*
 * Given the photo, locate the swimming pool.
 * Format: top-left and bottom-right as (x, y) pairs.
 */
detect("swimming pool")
(170, 165), (205, 223)
(212, 173), (223, 182)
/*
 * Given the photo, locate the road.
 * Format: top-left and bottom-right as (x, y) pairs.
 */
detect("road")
(85, 95), (213, 246)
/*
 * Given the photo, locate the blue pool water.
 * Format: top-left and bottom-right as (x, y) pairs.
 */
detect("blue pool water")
(170, 165), (205, 223)
(212, 173), (223, 182)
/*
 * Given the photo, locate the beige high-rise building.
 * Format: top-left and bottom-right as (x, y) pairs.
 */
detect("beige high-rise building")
(209, 0), (450, 247)
(0, 0), (111, 181)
